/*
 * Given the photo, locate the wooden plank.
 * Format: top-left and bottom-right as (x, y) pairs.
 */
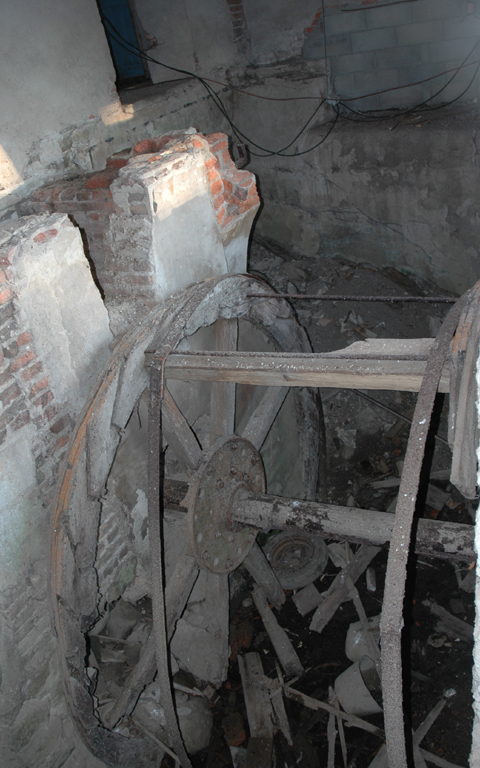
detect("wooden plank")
(238, 653), (275, 739)
(156, 338), (451, 392)
(243, 541), (286, 609)
(252, 585), (304, 678)
(232, 489), (475, 561)
(210, 318), (237, 445)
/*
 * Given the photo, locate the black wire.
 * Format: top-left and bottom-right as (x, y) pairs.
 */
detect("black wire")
(100, 11), (329, 157)
(100, 10), (479, 156)
(337, 37), (480, 122)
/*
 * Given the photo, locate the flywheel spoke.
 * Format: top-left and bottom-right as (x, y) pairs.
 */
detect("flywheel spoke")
(210, 318), (238, 444)
(241, 385), (289, 450)
(162, 387), (203, 469)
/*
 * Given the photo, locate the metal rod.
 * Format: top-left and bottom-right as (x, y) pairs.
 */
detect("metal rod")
(247, 294), (456, 303)
(352, 389), (449, 445)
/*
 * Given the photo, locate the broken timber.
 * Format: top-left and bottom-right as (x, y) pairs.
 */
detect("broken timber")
(151, 338), (451, 392)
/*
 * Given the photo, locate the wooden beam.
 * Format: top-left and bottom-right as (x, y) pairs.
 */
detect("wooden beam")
(153, 338), (450, 392)
(231, 489), (474, 561)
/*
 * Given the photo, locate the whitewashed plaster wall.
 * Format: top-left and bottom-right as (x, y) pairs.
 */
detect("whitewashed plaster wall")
(0, 0), (116, 204)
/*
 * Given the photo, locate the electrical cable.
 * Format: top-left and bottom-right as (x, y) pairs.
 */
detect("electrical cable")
(100, 11), (330, 157)
(99, 10), (480, 157)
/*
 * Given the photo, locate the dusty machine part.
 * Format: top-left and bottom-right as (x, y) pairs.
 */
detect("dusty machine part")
(186, 436), (265, 574)
(52, 273), (479, 768)
(262, 531), (329, 590)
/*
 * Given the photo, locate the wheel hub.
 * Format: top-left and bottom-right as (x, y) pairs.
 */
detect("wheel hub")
(187, 436), (265, 573)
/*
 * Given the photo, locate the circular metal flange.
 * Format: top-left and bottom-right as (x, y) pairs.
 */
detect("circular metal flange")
(187, 436), (265, 573)
(262, 531), (329, 590)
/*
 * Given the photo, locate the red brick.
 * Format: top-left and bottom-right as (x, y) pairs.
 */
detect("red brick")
(0, 287), (13, 305)
(106, 151), (130, 169)
(232, 184), (248, 201)
(223, 179), (233, 195)
(134, 139), (157, 155)
(206, 132), (226, 144)
(10, 350), (37, 373)
(204, 157), (218, 171)
(17, 331), (32, 346)
(34, 390), (53, 408)
(191, 138), (204, 149)
(231, 11), (244, 19)
(13, 410), (30, 430)
(31, 187), (53, 203)
(85, 174), (111, 190)
(0, 270), (6, 286)
(44, 405), (58, 422)
(0, 247), (16, 267)
(20, 362), (42, 382)
(56, 434), (69, 450)
(222, 712), (246, 747)
(210, 179), (223, 197)
(30, 376), (49, 398)
(213, 193), (225, 211)
(49, 417), (66, 434)
(1, 382), (21, 406)
(216, 204), (226, 226)
(33, 229), (58, 244)
(59, 187), (76, 201)
(304, 27), (313, 34)
(154, 135), (178, 151)
(87, 212), (101, 221)
(212, 139), (228, 153)
(207, 168), (221, 184)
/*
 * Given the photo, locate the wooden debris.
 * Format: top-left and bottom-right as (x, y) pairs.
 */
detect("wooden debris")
(238, 653), (275, 739)
(244, 542), (286, 610)
(265, 677), (293, 746)
(252, 586), (304, 677)
(292, 582), (323, 617)
(310, 546), (381, 633)
(284, 686), (384, 739)
(422, 600), (473, 643)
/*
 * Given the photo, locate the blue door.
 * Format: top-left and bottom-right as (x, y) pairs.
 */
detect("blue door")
(98, 0), (146, 82)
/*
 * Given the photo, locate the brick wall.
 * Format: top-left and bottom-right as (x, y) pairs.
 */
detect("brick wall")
(21, 131), (259, 325)
(0, 226), (73, 493)
(303, 0), (480, 109)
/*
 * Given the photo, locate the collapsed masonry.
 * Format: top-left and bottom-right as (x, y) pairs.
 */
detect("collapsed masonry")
(0, 130), (260, 768)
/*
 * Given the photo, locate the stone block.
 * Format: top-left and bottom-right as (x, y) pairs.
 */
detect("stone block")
(354, 68), (399, 97)
(334, 73), (357, 97)
(332, 51), (375, 75)
(412, 0), (464, 22)
(304, 27), (352, 59)
(351, 26), (396, 53)
(375, 44), (422, 70)
(395, 20), (444, 47)
(325, 9), (367, 36)
(365, 2), (413, 30)
(443, 15), (480, 39)
(428, 37), (474, 62)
